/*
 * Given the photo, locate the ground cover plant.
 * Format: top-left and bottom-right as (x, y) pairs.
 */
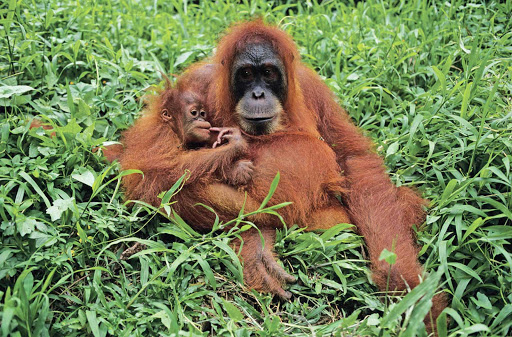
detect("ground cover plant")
(1, 0), (511, 336)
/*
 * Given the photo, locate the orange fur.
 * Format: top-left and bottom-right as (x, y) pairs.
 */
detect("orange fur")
(116, 19), (445, 331)
(169, 22), (353, 299)
(99, 143), (124, 162)
(186, 20), (445, 330)
(118, 84), (249, 213)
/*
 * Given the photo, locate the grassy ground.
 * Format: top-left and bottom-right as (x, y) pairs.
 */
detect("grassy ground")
(1, 0), (511, 336)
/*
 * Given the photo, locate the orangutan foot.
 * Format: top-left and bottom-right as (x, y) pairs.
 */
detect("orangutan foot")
(236, 228), (296, 299)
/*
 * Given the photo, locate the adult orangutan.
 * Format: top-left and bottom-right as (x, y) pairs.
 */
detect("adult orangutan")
(176, 20), (446, 327)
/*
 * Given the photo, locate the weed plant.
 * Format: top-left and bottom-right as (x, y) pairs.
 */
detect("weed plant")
(0, 0), (511, 336)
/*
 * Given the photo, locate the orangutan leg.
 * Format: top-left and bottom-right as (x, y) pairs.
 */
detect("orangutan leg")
(304, 204), (352, 231)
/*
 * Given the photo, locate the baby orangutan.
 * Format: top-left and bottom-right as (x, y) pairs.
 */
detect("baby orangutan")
(163, 89), (256, 186)
(161, 90), (211, 149)
(119, 86), (255, 208)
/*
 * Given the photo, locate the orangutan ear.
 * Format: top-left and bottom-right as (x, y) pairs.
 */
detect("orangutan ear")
(161, 109), (173, 122)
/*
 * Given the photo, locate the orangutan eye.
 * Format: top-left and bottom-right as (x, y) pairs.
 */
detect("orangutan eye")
(200, 110), (206, 118)
(190, 110), (198, 117)
(239, 68), (253, 82)
(263, 66), (278, 82)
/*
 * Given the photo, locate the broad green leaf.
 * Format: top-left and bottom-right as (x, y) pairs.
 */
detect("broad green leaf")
(72, 169), (96, 187)
(386, 141), (399, 156)
(174, 51), (194, 67)
(16, 216), (39, 236)
(0, 85), (35, 98)
(86, 310), (101, 337)
(222, 299), (244, 322)
(439, 179), (457, 206)
(46, 197), (75, 221)
(473, 292), (492, 310)
(378, 248), (396, 265)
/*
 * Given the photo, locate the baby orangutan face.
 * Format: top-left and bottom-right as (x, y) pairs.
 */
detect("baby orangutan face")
(161, 90), (212, 148)
(180, 92), (211, 147)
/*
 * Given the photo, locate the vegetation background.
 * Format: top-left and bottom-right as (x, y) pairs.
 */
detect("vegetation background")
(1, 0), (511, 336)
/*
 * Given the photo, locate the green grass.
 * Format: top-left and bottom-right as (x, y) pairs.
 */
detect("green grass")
(1, 0), (511, 336)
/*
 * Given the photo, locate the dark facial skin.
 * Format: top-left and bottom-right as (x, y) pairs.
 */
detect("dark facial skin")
(231, 43), (287, 135)
(162, 91), (211, 148)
